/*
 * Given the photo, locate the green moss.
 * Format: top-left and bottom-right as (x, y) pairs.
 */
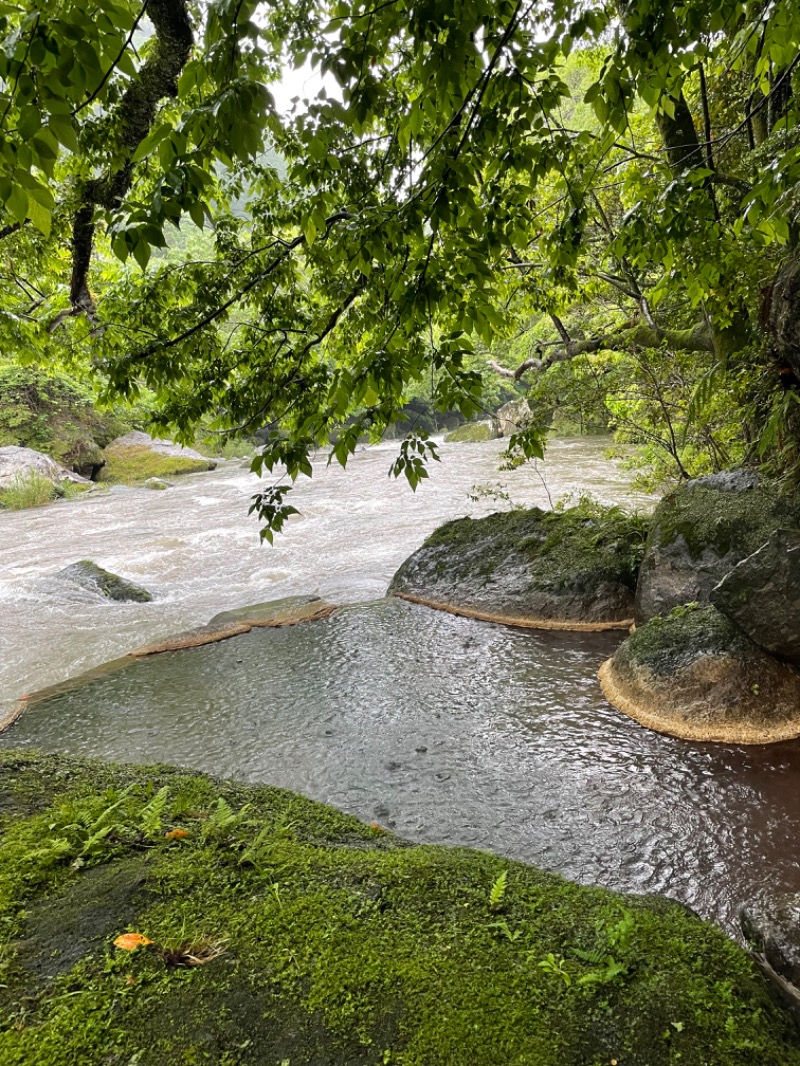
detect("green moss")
(0, 751), (797, 1066)
(0, 365), (130, 472)
(621, 604), (754, 676)
(652, 483), (800, 560)
(444, 422), (494, 443)
(99, 446), (212, 484)
(423, 502), (649, 590)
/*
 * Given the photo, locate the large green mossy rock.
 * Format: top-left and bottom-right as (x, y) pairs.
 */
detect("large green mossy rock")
(390, 504), (648, 630)
(634, 472), (800, 624)
(599, 605), (800, 744)
(99, 432), (216, 484)
(1, 750), (799, 1066)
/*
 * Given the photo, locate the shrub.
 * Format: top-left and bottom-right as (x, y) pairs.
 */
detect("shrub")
(0, 470), (56, 510)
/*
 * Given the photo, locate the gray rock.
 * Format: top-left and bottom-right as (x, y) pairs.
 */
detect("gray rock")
(143, 477), (171, 490)
(688, 469), (762, 492)
(741, 891), (800, 989)
(0, 446), (90, 491)
(711, 529), (800, 665)
(635, 473), (800, 623)
(495, 399), (532, 438)
(389, 506), (647, 629)
(53, 561), (153, 603)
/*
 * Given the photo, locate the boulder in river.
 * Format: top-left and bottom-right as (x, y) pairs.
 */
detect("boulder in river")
(100, 431), (216, 484)
(495, 397), (533, 437)
(2, 748), (799, 1066)
(599, 604), (800, 743)
(0, 446), (90, 492)
(711, 529), (800, 666)
(53, 561), (153, 603)
(389, 504), (648, 630)
(444, 421), (498, 443)
(634, 471), (800, 624)
(143, 477), (171, 490)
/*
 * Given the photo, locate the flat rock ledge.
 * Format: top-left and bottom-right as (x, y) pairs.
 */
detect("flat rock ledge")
(389, 506), (647, 631)
(130, 596), (336, 656)
(4, 597), (337, 731)
(599, 605), (800, 744)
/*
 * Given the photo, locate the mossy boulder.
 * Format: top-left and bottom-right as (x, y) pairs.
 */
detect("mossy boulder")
(711, 529), (800, 666)
(599, 605), (800, 743)
(634, 471), (800, 624)
(444, 421), (497, 443)
(0, 365), (127, 478)
(209, 594), (335, 628)
(390, 504), (648, 630)
(1, 750), (799, 1066)
(53, 561), (153, 603)
(100, 432), (216, 484)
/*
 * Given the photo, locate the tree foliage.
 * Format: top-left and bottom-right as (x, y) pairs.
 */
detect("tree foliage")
(1, 0), (799, 523)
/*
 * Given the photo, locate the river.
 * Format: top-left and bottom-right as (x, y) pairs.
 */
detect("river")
(2, 436), (799, 936)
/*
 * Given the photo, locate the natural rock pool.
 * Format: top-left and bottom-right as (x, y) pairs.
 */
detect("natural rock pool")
(2, 437), (799, 938)
(5, 598), (800, 937)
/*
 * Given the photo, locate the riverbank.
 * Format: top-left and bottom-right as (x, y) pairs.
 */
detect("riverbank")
(1, 749), (798, 1066)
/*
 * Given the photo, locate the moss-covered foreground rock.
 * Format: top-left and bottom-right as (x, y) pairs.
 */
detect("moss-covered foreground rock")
(599, 605), (800, 743)
(1, 751), (798, 1066)
(390, 503), (648, 630)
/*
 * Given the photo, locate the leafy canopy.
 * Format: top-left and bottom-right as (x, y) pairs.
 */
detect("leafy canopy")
(1, 0), (799, 525)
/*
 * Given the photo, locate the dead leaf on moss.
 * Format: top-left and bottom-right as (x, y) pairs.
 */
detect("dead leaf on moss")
(114, 932), (153, 951)
(164, 828), (189, 840)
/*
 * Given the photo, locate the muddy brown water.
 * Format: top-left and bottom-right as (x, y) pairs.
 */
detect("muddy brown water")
(1, 438), (797, 937)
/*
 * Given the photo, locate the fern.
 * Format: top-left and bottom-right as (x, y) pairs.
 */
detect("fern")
(488, 869), (508, 912)
(138, 786), (170, 840)
(201, 799), (251, 843)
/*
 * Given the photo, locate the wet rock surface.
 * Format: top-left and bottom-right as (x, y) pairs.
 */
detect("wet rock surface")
(53, 561), (153, 603)
(599, 605), (800, 743)
(390, 505), (647, 629)
(711, 529), (800, 665)
(634, 474), (800, 624)
(741, 890), (800, 990)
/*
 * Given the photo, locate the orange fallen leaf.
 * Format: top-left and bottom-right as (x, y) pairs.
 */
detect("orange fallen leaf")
(164, 828), (189, 840)
(113, 932), (153, 951)
(369, 822), (385, 833)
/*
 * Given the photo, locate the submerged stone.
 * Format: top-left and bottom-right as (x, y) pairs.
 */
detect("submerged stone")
(209, 594), (335, 628)
(389, 505), (648, 630)
(634, 473), (800, 623)
(53, 561), (153, 603)
(711, 529), (800, 666)
(1, 749), (799, 1066)
(599, 605), (800, 743)
(130, 596), (336, 656)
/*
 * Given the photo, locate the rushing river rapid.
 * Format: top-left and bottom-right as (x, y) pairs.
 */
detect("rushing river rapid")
(2, 437), (799, 936)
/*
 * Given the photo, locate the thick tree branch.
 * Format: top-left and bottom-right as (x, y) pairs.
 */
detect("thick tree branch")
(69, 0), (194, 317)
